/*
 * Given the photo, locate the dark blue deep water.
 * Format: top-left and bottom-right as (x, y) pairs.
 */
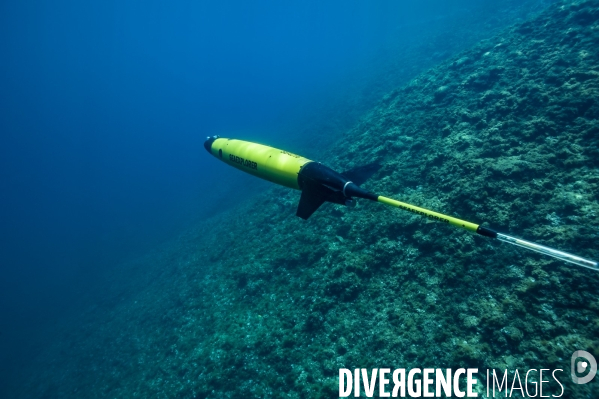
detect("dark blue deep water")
(0, 0), (560, 397)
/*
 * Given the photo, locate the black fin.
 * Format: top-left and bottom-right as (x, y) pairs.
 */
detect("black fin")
(341, 163), (381, 186)
(296, 183), (328, 220)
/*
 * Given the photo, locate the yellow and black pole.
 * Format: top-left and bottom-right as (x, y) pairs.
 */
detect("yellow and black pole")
(375, 196), (598, 271)
(205, 136), (598, 271)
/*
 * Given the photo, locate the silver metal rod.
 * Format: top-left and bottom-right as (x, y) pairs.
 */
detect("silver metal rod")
(496, 233), (599, 271)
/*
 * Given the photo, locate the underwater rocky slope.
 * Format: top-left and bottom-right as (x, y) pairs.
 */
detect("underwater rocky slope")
(276, 1), (556, 164)
(22, 1), (599, 398)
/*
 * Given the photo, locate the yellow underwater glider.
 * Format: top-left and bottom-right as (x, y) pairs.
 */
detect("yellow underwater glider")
(204, 136), (598, 271)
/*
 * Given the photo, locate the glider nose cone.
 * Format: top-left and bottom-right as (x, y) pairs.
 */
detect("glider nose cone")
(204, 135), (219, 154)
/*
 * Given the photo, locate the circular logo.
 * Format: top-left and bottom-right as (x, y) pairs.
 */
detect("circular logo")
(571, 350), (597, 384)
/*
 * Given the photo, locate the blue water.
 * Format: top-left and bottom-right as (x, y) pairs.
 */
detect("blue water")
(0, 0), (553, 396)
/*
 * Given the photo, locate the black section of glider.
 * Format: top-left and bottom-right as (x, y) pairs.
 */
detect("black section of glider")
(295, 162), (381, 219)
(296, 181), (328, 220)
